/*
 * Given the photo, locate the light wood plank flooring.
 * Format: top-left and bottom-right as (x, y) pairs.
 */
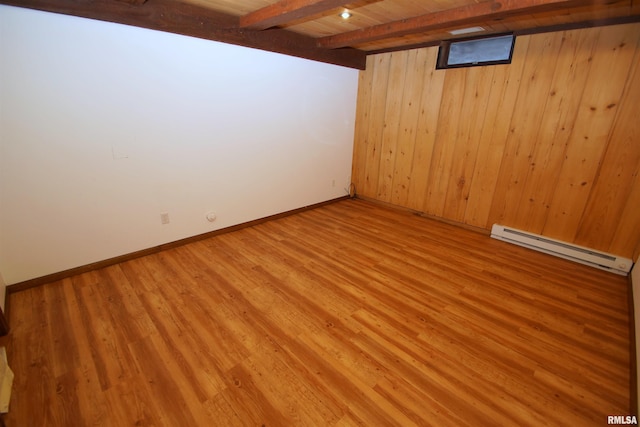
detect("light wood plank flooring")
(2, 199), (632, 426)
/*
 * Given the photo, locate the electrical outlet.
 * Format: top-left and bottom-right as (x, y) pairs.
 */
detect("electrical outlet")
(160, 212), (170, 225)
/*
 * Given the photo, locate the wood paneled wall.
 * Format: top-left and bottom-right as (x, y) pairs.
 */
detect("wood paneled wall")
(352, 23), (640, 259)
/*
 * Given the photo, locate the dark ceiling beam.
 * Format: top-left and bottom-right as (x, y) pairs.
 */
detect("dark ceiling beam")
(115, 0), (148, 5)
(365, 14), (640, 55)
(0, 0), (366, 69)
(317, 0), (607, 48)
(239, 0), (353, 30)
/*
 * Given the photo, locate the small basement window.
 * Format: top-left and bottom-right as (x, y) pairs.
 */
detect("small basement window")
(436, 34), (515, 69)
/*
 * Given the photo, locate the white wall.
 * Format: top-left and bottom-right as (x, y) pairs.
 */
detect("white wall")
(0, 6), (358, 285)
(632, 258), (640, 412)
(0, 272), (5, 311)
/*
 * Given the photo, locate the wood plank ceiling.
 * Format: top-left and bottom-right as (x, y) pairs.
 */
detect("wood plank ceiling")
(2, 0), (639, 68)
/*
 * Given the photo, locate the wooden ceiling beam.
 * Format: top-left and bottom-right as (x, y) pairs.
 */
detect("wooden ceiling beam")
(364, 14), (640, 55)
(0, 0), (366, 69)
(115, 0), (148, 5)
(317, 0), (607, 48)
(239, 0), (353, 30)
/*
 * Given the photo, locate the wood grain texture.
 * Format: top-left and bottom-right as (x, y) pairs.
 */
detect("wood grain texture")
(3, 199), (631, 426)
(351, 22), (640, 259)
(239, 0), (354, 30)
(315, 0), (609, 48)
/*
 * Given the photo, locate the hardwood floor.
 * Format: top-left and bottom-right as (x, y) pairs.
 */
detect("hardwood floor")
(2, 198), (632, 426)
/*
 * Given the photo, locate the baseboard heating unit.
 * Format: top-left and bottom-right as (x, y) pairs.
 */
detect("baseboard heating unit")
(491, 224), (633, 275)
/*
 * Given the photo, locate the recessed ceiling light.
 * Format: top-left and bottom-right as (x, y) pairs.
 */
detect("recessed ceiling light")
(340, 11), (352, 20)
(448, 26), (485, 35)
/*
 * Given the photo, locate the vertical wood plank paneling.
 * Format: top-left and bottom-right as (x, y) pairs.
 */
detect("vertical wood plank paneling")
(351, 55), (375, 195)
(424, 68), (468, 217)
(406, 49), (445, 211)
(361, 54), (391, 198)
(488, 31), (563, 229)
(612, 53), (640, 258)
(514, 29), (601, 233)
(351, 23), (640, 259)
(442, 65), (493, 223)
(391, 49), (427, 206)
(614, 169), (640, 259)
(578, 40), (640, 254)
(544, 24), (638, 242)
(376, 51), (409, 202)
(464, 36), (530, 228)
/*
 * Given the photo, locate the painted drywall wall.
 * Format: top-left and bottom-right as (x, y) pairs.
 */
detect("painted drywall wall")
(0, 6), (358, 285)
(0, 272), (5, 311)
(633, 258), (640, 412)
